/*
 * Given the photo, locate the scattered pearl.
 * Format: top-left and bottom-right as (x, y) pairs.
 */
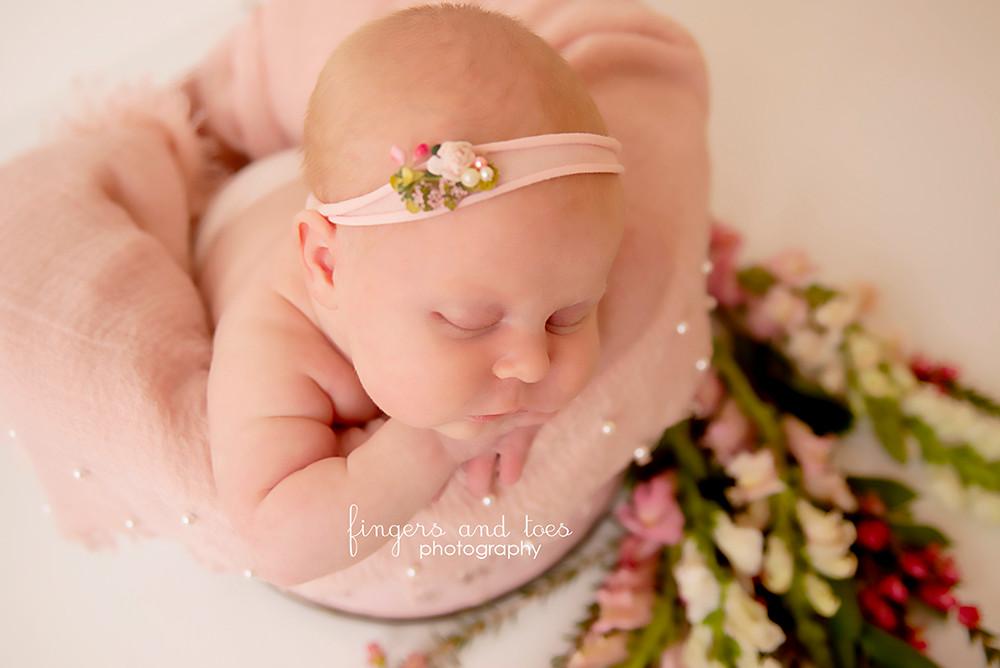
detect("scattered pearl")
(600, 419), (617, 436)
(473, 156), (486, 169)
(695, 358), (710, 372)
(124, 518), (136, 530)
(405, 564), (420, 578)
(676, 321), (689, 335)
(702, 259), (714, 275)
(7, 428), (15, 439)
(706, 295), (718, 311)
(479, 166), (495, 183)
(180, 513), (197, 526)
(40, 504), (51, 515)
(243, 569), (255, 579)
(72, 467), (89, 480)
(482, 495), (495, 507)
(633, 447), (652, 466)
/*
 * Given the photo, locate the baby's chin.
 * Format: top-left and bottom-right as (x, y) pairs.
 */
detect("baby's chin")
(434, 410), (553, 441)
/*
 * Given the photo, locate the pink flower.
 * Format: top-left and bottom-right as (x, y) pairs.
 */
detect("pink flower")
(617, 533), (662, 565)
(763, 248), (817, 287)
(707, 222), (747, 308)
(615, 473), (684, 545)
(692, 368), (726, 418)
(700, 397), (755, 465)
(658, 643), (684, 668)
(399, 652), (428, 668)
(567, 631), (630, 668)
(745, 285), (809, 341)
(412, 142), (430, 162)
(365, 642), (387, 666)
(425, 140), (476, 181)
(592, 585), (655, 633)
(783, 415), (856, 511)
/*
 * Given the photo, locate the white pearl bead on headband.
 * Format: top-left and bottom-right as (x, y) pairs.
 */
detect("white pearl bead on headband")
(305, 131), (625, 226)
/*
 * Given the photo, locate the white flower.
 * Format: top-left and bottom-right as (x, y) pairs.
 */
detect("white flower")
(796, 499), (857, 579)
(846, 332), (881, 371)
(966, 487), (1000, 524)
(425, 141), (476, 181)
(858, 368), (895, 398)
(814, 292), (862, 331)
(681, 624), (725, 668)
(926, 464), (966, 510)
(889, 362), (917, 392)
(674, 538), (721, 623)
(713, 511), (764, 576)
(804, 572), (841, 617)
(725, 450), (786, 506)
(723, 581), (786, 654)
(818, 362), (847, 394)
(762, 534), (793, 595)
(786, 328), (840, 373)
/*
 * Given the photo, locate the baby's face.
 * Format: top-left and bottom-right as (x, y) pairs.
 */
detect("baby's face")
(311, 175), (624, 441)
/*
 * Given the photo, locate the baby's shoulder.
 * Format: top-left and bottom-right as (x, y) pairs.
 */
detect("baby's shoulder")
(208, 288), (380, 437)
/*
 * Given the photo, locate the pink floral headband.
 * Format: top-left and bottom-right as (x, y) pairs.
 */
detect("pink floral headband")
(305, 132), (625, 226)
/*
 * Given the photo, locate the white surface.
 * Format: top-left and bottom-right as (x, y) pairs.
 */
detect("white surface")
(1, 1), (998, 666)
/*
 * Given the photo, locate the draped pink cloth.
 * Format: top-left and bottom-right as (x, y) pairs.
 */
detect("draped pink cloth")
(0, 0), (713, 618)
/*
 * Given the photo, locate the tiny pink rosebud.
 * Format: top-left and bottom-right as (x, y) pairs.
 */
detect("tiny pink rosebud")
(389, 145), (406, 166)
(413, 143), (430, 162)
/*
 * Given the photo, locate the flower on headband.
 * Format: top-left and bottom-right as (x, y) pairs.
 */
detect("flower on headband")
(388, 140), (499, 213)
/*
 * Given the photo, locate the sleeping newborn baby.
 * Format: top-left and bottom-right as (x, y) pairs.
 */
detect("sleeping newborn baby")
(199, 4), (625, 587)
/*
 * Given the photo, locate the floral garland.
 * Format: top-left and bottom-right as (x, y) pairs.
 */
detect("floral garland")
(365, 221), (999, 667)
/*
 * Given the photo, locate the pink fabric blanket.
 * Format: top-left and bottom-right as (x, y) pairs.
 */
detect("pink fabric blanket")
(0, 0), (713, 618)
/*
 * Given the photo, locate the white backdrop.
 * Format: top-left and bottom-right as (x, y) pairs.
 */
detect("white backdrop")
(1, 1), (998, 666)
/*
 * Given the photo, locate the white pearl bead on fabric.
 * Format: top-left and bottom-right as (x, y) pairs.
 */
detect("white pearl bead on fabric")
(7, 428), (15, 439)
(695, 358), (709, 372)
(243, 569), (255, 579)
(600, 419), (616, 436)
(676, 321), (689, 334)
(405, 564), (420, 578)
(72, 467), (89, 480)
(633, 447), (652, 466)
(702, 259), (714, 275)
(124, 519), (135, 530)
(482, 495), (495, 507)
(180, 513), (197, 526)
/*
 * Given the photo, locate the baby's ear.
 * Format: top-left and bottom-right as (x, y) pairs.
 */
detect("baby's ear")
(294, 209), (338, 309)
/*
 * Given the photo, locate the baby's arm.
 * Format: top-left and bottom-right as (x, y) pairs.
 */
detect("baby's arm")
(208, 292), (457, 587)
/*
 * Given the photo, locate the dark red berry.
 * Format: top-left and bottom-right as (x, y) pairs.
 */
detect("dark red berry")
(858, 519), (891, 551)
(877, 574), (909, 604)
(957, 605), (981, 629)
(900, 552), (930, 579)
(919, 583), (957, 612)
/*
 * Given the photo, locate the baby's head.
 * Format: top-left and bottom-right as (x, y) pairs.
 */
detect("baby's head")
(296, 3), (625, 441)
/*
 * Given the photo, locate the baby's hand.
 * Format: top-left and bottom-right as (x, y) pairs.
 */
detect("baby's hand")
(459, 425), (542, 498)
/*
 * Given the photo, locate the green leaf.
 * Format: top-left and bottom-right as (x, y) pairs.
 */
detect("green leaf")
(846, 476), (917, 510)
(858, 623), (940, 668)
(949, 445), (1000, 491)
(803, 283), (839, 309)
(907, 418), (950, 464)
(888, 522), (951, 548)
(736, 266), (777, 295)
(828, 580), (862, 668)
(864, 396), (907, 463)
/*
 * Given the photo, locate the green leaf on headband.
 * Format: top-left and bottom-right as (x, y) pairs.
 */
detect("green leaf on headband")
(907, 417), (949, 464)
(846, 476), (916, 510)
(888, 522), (951, 548)
(864, 396), (907, 463)
(736, 266), (776, 295)
(858, 623), (940, 668)
(948, 445), (1000, 491)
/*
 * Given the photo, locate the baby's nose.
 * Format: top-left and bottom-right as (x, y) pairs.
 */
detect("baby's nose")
(492, 330), (550, 384)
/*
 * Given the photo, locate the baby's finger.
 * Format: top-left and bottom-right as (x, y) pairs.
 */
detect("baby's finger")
(462, 452), (497, 498)
(497, 433), (532, 487)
